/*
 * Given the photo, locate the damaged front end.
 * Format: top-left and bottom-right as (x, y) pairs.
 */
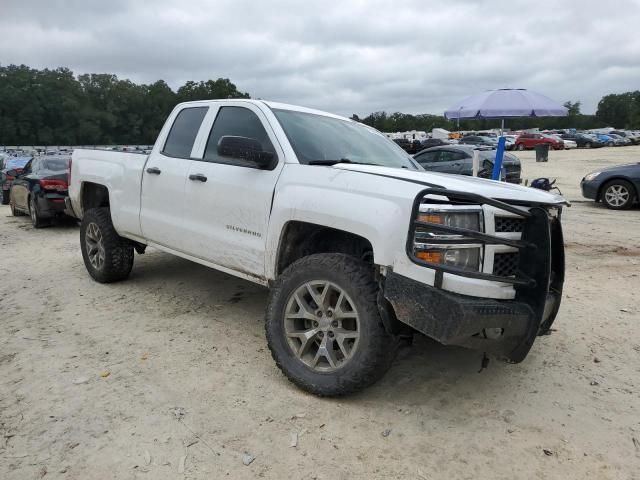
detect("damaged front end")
(383, 188), (565, 363)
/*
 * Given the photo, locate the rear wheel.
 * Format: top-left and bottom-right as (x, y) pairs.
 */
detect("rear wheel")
(80, 207), (134, 283)
(517, 144), (525, 151)
(601, 179), (635, 210)
(29, 196), (48, 228)
(1, 190), (9, 205)
(265, 253), (396, 396)
(584, 142), (592, 149)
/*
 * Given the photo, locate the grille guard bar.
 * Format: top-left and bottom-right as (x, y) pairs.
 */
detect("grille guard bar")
(407, 187), (545, 288)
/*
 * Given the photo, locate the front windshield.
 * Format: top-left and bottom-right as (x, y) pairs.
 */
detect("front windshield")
(273, 109), (417, 169)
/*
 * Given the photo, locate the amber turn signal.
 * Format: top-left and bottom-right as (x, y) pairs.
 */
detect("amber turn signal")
(417, 213), (444, 224)
(415, 250), (443, 263)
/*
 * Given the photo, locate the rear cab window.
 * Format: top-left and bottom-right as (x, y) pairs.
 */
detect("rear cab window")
(162, 107), (209, 158)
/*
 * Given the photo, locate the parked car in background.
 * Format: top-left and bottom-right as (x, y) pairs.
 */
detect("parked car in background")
(581, 162), (640, 210)
(458, 135), (498, 147)
(515, 133), (564, 151)
(547, 134), (576, 149)
(502, 135), (517, 150)
(8, 156), (71, 227)
(413, 145), (522, 184)
(594, 133), (615, 146)
(606, 133), (630, 146)
(420, 138), (451, 149)
(1, 156), (32, 204)
(392, 138), (423, 154)
(559, 133), (604, 149)
(609, 130), (639, 145)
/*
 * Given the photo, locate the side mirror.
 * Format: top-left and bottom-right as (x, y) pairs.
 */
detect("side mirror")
(217, 136), (275, 169)
(6, 169), (18, 177)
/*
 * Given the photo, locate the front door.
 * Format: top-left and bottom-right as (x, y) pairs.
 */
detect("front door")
(140, 106), (208, 249)
(181, 103), (284, 278)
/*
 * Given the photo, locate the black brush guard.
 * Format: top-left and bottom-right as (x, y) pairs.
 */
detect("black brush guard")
(384, 188), (565, 363)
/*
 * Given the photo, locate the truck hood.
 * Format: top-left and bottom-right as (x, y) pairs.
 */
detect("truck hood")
(333, 164), (567, 205)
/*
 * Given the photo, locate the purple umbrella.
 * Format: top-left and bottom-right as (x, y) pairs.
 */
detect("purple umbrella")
(444, 88), (568, 180)
(444, 88), (568, 121)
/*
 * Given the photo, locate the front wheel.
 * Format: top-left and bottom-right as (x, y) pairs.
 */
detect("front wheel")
(80, 207), (134, 283)
(601, 179), (635, 210)
(584, 142), (592, 149)
(265, 253), (396, 396)
(1, 190), (9, 205)
(517, 144), (525, 151)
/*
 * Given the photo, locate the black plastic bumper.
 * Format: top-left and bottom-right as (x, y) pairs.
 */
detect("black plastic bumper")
(386, 198), (565, 363)
(384, 272), (536, 360)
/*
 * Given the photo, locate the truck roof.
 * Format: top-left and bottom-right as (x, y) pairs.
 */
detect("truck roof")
(175, 99), (354, 123)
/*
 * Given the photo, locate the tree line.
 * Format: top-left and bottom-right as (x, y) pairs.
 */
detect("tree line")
(1, 64), (638, 146)
(0, 64), (249, 146)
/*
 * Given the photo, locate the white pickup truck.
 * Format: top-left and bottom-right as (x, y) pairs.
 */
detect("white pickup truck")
(68, 99), (567, 396)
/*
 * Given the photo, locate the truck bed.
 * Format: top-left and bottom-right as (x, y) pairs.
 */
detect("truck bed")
(70, 149), (149, 239)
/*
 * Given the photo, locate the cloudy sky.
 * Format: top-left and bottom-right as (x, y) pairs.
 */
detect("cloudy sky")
(2, 0), (640, 116)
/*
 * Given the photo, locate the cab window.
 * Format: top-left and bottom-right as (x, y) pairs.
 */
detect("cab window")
(203, 107), (276, 168)
(162, 107), (208, 159)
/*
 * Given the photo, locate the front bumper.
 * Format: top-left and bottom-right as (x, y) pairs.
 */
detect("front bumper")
(581, 180), (598, 200)
(385, 190), (565, 363)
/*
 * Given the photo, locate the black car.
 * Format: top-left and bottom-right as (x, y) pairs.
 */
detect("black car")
(560, 133), (604, 148)
(393, 138), (423, 154)
(413, 145), (522, 183)
(458, 135), (498, 147)
(581, 162), (640, 209)
(420, 138), (451, 149)
(8, 156), (71, 227)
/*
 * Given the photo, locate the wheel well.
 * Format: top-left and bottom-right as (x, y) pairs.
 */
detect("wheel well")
(276, 221), (374, 276)
(81, 182), (110, 214)
(596, 177), (637, 201)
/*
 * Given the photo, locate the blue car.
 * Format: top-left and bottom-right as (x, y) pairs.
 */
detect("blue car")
(581, 162), (640, 209)
(594, 134), (615, 146)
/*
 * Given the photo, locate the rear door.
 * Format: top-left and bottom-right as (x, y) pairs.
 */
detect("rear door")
(437, 149), (467, 174)
(181, 103), (285, 277)
(140, 105), (208, 248)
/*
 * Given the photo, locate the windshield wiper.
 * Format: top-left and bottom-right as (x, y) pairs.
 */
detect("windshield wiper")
(308, 158), (375, 166)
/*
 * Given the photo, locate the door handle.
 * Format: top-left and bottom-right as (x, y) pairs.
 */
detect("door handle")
(146, 167), (161, 175)
(189, 173), (207, 182)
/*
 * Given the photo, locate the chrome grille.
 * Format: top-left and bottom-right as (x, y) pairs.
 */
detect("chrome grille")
(493, 252), (519, 277)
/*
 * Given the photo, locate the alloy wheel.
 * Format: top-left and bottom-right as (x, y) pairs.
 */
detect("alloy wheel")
(284, 281), (360, 372)
(85, 222), (106, 270)
(604, 184), (630, 207)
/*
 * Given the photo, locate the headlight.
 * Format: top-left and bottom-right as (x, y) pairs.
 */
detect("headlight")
(584, 171), (601, 181)
(413, 209), (483, 272)
(416, 210), (481, 232)
(414, 245), (481, 272)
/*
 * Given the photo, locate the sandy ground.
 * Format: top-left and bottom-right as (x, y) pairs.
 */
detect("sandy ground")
(1, 146), (639, 480)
